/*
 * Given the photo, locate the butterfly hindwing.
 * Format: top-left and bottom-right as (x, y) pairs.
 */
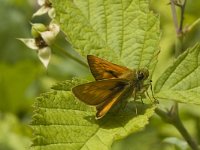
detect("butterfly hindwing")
(95, 85), (132, 119)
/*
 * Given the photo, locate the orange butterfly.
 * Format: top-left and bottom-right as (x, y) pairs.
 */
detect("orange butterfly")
(72, 55), (158, 119)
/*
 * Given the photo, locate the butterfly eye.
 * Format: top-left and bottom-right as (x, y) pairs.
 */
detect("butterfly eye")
(136, 68), (149, 80)
(137, 72), (144, 80)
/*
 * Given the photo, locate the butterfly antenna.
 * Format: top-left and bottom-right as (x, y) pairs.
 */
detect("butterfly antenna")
(150, 80), (159, 104)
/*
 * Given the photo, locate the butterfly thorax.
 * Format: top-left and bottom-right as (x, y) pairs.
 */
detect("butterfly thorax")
(130, 68), (150, 95)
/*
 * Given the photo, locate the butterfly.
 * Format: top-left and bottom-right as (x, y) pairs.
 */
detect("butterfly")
(72, 55), (158, 119)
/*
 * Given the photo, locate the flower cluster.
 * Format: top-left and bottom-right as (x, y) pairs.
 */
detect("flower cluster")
(32, 0), (55, 18)
(19, 23), (60, 68)
(19, 0), (60, 68)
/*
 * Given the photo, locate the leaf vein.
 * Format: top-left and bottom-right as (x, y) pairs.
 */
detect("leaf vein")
(96, 134), (109, 149)
(38, 106), (94, 113)
(156, 51), (188, 91)
(103, 0), (108, 42)
(170, 64), (198, 89)
(120, 0), (124, 56)
(32, 124), (94, 127)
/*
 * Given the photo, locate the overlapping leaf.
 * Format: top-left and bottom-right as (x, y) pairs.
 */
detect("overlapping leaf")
(52, 0), (160, 70)
(155, 44), (200, 104)
(31, 0), (160, 149)
(31, 79), (156, 150)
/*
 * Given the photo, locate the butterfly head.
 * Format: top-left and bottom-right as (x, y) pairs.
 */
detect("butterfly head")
(136, 68), (149, 81)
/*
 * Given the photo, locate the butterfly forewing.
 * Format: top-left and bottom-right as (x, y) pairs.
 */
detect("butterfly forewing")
(72, 79), (129, 105)
(87, 55), (132, 80)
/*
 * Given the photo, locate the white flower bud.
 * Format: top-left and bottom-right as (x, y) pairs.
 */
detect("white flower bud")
(31, 23), (47, 38)
(40, 23), (60, 45)
(38, 47), (51, 68)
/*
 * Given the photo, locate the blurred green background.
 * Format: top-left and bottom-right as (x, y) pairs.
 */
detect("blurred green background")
(0, 0), (199, 150)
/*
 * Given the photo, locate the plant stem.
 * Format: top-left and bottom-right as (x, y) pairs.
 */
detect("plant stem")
(179, 0), (187, 33)
(52, 44), (88, 67)
(170, 0), (179, 35)
(170, 0), (187, 56)
(158, 1), (200, 149)
(170, 0), (182, 56)
(170, 0), (187, 36)
(155, 104), (199, 150)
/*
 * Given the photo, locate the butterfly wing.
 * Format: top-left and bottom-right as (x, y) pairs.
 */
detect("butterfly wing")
(95, 85), (132, 119)
(72, 79), (129, 106)
(87, 55), (132, 80)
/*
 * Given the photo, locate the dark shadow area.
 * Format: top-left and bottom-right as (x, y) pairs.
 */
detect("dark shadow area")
(83, 100), (155, 128)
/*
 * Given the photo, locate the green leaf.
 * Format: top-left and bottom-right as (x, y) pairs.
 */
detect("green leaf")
(31, 0), (160, 149)
(154, 43), (200, 104)
(163, 137), (189, 150)
(0, 113), (32, 150)
(31, 79), (156, 150)
(0, 61), (42, 113)
(52, 0), (160, 70)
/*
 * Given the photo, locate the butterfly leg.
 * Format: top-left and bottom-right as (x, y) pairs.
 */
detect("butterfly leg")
(141, 81), (159, 104)
(133, 89), (138, 115)
(146, 90), (153, 103)
(145, 87), (159, 104)
(121, 100), (129, 111)
(112, 99), (128, 116)
(140, 96), (144, 104)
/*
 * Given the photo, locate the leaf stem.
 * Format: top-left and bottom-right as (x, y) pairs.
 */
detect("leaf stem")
(52, 44), (88, 67)
(155, 104), (199, 150)
(187, 18), (200, 33)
